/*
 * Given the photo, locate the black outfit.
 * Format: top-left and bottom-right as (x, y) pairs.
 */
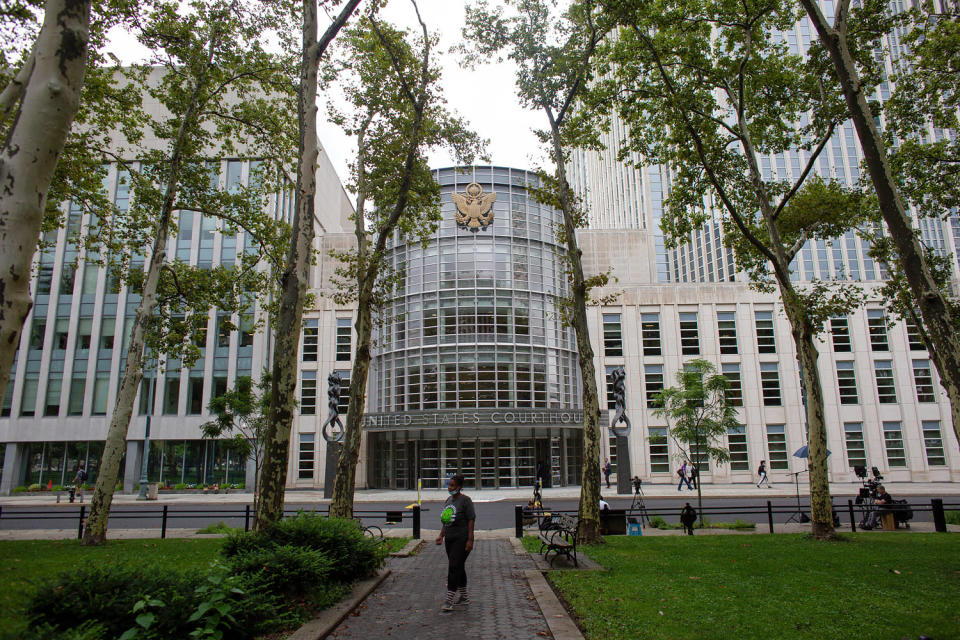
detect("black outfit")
(442, 493), (476, 592)
(680, 505), (697, 535)
(603, 463), (612, 488)
(866, 491), (895, 529)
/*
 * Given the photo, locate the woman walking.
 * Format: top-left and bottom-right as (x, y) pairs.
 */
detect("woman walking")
(436, 474), (476, 613)
(757, 460), (771, 488)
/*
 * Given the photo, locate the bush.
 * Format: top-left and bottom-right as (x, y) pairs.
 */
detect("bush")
(223, 513), (386, 583)
(946, 510), (960, 526)
(228, 545), (333, 598)
(173, 483), (187, 490)
(196, 521), (238, 535)
(11, 485), (27, 493)
(27, 483), (43, 491)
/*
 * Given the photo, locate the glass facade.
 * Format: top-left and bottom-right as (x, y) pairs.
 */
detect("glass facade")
(366, 167), (581, 488)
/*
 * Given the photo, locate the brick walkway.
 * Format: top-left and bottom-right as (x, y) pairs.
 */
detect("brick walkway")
(329, 539), (552, 639)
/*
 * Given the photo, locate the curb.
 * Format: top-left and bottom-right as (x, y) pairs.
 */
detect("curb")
(389, 538), (423, 557)
(287, 569), (391, 640)
(525, 569), (585, 640)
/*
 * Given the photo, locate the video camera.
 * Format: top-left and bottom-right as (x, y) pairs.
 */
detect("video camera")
(854, 465), (884, 502)
(631, 476), (643, 495)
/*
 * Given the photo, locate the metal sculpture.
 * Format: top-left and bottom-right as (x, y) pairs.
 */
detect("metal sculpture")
(321, 372), (345, 443)
(451, 182), (496, 230)
(609, 367), (631, 437)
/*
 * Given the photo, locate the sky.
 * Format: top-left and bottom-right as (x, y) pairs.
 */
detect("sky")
(104, 0), (547, 186)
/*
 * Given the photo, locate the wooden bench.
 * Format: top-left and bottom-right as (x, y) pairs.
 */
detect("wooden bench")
(537, 514), (579, 568)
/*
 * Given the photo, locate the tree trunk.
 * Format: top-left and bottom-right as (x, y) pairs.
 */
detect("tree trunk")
(0, 0), (91, 399)
(801, 0), (960, 451)
(328, 293), (372, 518)
(695, 440), (703, 526)
(547, 118), (601, 544)
(781, 288), (836, 539)
(82, 47), (212, 545)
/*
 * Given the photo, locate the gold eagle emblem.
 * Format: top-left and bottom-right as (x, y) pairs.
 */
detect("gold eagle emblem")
(451, 183), (496, 231)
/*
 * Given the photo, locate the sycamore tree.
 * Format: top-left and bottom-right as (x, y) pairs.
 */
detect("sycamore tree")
(256, 0), (364, 528)
(587, 0), (876, 538)
(865, 0), (960, 445)
(798, 0), (960, 448)
(653, 359), (737, 524)
(83, 0), (296, 545)
(325, 7), (485, 519)
(463, 0), (611, 543)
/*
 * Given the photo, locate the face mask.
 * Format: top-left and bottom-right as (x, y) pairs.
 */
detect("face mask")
(448, 488), (459, 496)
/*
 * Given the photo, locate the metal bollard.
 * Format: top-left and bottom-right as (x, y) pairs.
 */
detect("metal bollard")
(77, 505), (86, 540)
(932, 499), (947, 533)
(413, 505), (421, 540)
(515, 505), (524, 539)
(244, 504), (251, 532)
(161, 505), (169, 539)
(766, 501), (774, 534)
(848, 499), (857, 532)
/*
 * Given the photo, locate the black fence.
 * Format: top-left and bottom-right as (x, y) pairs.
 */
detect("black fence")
(0, 504), (423, 540)
(514, 498), (959, 538)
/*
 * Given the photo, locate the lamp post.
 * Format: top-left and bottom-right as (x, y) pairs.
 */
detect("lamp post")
(137, 378), (155, 500)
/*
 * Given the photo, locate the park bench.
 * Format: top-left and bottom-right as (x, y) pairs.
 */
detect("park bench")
(537, 513), (579, 568)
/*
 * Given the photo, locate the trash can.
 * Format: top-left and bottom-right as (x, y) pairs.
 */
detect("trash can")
(147, 482), (160, 500)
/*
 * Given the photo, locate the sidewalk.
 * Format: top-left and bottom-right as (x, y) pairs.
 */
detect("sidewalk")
(328, 539), (553, 640)
(2, 480), (957, 506)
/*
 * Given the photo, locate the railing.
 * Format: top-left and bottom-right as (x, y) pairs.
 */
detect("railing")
(514, 498), (959, 538)
(0, 504), (423, 541)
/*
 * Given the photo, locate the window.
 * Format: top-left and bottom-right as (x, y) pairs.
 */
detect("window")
(766, 424), (789, 470)
(867, 309), (889, 351)
(100, 317), (115, 351)
(3, 380), (15, 416)
(602, 313), (623, 356)
(300, 371), (317, 415)
(68, 377), (85, 416)
(335, 318), (352, 361)
(605, 366), (618, 410)
(641, 313), (661, 356)
(93, 374), (110, 416)
(298, 434), (315, 479)
(883, 421), (906, 467)
(54, 319), (69, 350)
(335, 369), (351, 415)
(922, 421), (945, 466)
(139, 377), (155, 415)
(721, 363), (742, 406)
(163, 376), (180, 415)
(188, 377), (204, 415)
(679, 312), (699, 355)
(913, 359), (935, 402)
(216, 314), (231, 349)
(76, 318), (92, 351)
(874, 360), (897, 403)
(755, 311), (776, 353)
(20, 376), (38, 416)
(844, 422), (866, 469)
(29, 318), (45, 350)
(44, 376), (61, 416)
(717, 311), (738, 354)
(905, 318), (925, 350)
(728, 425), (749, 470)
(760, 363), (781, 406)
(831, 316), (851, 352)
(239, 315), (254, 347)
(649, 427), (669, 472)
(836, 361), (859, 404)
(644, 364), (663, 408)
(302, 319), (318, 362)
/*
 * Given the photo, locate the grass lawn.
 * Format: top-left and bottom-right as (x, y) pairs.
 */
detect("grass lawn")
(545, 534), (960, 640)
(383, 536), (412, 553)
(0, 538), (223, 638)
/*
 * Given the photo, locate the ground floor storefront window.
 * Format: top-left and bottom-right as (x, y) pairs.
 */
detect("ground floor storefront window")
(367, 427), (582, 490)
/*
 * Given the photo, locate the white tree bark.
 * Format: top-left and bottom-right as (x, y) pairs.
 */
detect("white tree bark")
(0, 0), (91, 400)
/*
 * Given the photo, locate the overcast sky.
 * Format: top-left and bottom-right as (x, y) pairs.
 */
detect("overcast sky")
(105, 0), (547, 186)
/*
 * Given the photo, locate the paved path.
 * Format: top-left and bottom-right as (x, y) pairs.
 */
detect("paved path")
(329, 539), (552, 640)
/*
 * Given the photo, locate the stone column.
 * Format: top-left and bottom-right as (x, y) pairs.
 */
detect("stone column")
(0, 443), (24, 495)
(122, 440), (140, 494)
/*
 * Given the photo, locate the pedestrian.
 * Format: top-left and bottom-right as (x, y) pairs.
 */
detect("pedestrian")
(677, 462), (691, 491)
(435, 474), (476, 613)
(687, 463), (698, 490)
(757, 460), (771, 488)
(680, 502), (697, 535)
(72, 464), (87, 500)
(599, 496), (610, 511)
(603, 457), (612, 489)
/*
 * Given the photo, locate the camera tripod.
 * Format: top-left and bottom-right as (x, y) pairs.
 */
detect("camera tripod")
(785, 470), (811, 524)
(629, 483), (650, 526)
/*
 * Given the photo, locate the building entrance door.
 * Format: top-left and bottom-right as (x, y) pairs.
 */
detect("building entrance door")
(535, 439), (552, 488)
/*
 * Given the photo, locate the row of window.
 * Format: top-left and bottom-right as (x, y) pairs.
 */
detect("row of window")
(601, 310), (925, 358)
(302, 318), (352, 362)
(604, 357), (939, 411)
(639, 420), (947, 474)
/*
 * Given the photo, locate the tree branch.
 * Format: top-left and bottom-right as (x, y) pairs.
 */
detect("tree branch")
(772, 120), (837, 220)
(0, 43), (36, 126)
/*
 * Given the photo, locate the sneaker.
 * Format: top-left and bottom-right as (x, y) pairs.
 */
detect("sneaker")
(440, 603), (455, 613)
(455, 592), (470, 606)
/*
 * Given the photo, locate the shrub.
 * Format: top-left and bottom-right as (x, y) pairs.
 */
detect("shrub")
(12, 485), (27, 493)
(946, 510), (960, 526)
(27, 483), (42, 491)
(223, 513), (386, 583)
(173, 483), (187, 490)
(228, 544), (333, 598)
(197, 521), (239, 535)
(26, 563), (205, 639)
